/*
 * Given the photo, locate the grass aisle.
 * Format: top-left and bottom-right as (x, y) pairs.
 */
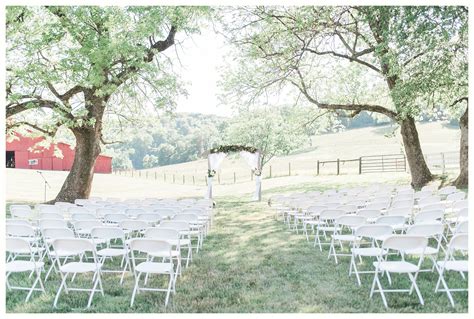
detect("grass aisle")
(6, 195), (467, 313)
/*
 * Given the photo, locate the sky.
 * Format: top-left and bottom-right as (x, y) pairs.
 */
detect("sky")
(173, 24), (233, 117)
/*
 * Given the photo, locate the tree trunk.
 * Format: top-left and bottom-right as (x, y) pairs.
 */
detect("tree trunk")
(53, 126), (101, 202)
(399, 116), (433, 188)
(453, 106), (468, 188)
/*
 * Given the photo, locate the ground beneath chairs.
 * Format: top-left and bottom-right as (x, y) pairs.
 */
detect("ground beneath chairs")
(6, 196), (468, 313)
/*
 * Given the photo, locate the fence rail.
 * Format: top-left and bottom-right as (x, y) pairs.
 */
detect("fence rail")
(112, 151), (459, 185)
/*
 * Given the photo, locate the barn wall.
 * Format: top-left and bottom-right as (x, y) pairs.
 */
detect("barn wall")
(6, 135), (112, 173)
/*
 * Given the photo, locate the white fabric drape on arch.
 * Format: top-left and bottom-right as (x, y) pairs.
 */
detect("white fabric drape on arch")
(239, 151), (261, 201)
(206, 152), (227, 199)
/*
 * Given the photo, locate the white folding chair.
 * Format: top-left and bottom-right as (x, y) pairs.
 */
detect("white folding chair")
(129, 239), (174, 307)
(52, 238), (104, 308)
(10, 206), (34, 220)
(71, 213), (97, 222)
(435, 234), (468, 307)
(120, 220), (148, 240)
(136, 213), (162, 226)
(375, 215), (407, 233)
(350, 224), (393, 286)
(405, 223), (445, 271)
(370, 235), (428, 308)
(104, 213), (128, 225)
(314, 210), (345, 251)
(303, 205), (328, 241)
(413, 210), (444, 225)
(6, 237), (45, 302)
(160, 221), (193, 266)
(41, 227), (76, 281)
(73, 220), (103, 238)
(357, 209), (382, 223)
(91, 227), (130, 285)
(145, 228), (182, 282)
(328, 215), (366, 264)
(172, 214), (204, 251)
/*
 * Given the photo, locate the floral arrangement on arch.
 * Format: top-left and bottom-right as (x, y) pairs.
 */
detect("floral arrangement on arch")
(209, 145), (258, 154)
(207, 169), (217, 178)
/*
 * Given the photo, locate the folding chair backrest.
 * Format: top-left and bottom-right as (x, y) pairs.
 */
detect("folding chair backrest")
(336, 205), (358, 214)
(448, 234), (468, 252)
(419, 196), (441, 207)
(42, 227), (75, 239)
(72, 213), (97, 221)
(307, 205), (328, 215)
(173, 214), (198, 223)
(391, 200), (413, 209)
(319, 210), (345, 221)
(406, 223), (444, 237)
(357, 209), (382, 219)
(6, 224), (36, 237)
(386, 207), (411, 217)
(335, 215), (366, 228)
(382, 235), (428, 252)
(439, 186), (457, 196)
(129, 238), (171, 257)
(69, 207), (91, 215)
(366, 202), (389, 211)
(91, 227), (125, 241)
(120, 220), (148, 232)
(153, 208), (176, 218)
(39, 212), (64, 220)
(104, 213), (128, 223)
(144, 227), (180, 241)
(182, 208), (205, 215)
(126, 208), (146, 217)
(6, 237), (32, 254)
(52, 238), (95, 256)
(10, 207), (33, 219)
(355, 224), (393, 238)
(446, 192), (465, 202)
(6, 219), (31, 226)
(74, 220), (103, 230)
(136, 213), (162, 223)
(420, 203), (445, 213)
(39, 219), (68, 229)
(97, 208), (121, 217)
(38, 205), (62, 214)
(453, 200), (468, 211)
(455, 220), (468, 234)
(159, 220), (190, 231)
(414, 210), (444, 224)
(421, 185), (437, 193)
(375, 215), (406, 226)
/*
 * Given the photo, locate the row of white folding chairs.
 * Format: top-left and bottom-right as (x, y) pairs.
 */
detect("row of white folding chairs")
(6, 233), (185, 308)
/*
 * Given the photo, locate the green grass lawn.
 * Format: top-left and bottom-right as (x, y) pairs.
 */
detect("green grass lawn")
(6, 187), (468, 313)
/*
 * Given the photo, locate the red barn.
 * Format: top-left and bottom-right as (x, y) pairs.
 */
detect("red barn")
(6, 134), (112, 174)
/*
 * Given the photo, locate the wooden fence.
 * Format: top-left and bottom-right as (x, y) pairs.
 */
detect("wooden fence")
(113, 151), (458, 184)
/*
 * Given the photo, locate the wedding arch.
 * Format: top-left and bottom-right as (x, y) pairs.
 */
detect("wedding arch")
(206, 145), (262, 201)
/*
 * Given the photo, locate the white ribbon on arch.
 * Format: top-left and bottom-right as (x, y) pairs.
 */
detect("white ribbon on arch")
(240, 151), (261, 201)
(206, 152), (227, 199)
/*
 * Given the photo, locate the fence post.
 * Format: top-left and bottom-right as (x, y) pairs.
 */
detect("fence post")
(193, 175), (195, 185)
(317, 160), (320, 175)
(164, 173), (166, 182)
(337, 159), (340, 175)
(155, 172), (157, 180)
(183, 175), (185, 184)
(441, 152), (446, 174)
(288, 162), (291, 176)
(146, 171), (148, 179)
(234, 172), (236, 184)
(218, 173), (221, 184)
(139, 171), (141, 178)
(173, 174), (175, 183)
(251, 170), (253, 181)
(205, 176), (208, 186)
(269, 165), (272, 178)
(359, 157), (362, 174)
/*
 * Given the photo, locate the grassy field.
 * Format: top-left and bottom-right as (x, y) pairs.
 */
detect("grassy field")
(6, 182), (468, 313)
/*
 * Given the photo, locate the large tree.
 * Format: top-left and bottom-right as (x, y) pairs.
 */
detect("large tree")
(6, 6), (206, 202)
(219, 6), (467, 187)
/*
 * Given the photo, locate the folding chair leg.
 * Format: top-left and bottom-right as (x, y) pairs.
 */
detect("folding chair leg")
(86, 273), (101, 308)
(350, 255), (362, 286)
(53, 273), (68, 308)
(131, 272), (142, 307)
(437, 270), (455, 307)
(408, 273), (424, 305)
(164, 273), (173, 306)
